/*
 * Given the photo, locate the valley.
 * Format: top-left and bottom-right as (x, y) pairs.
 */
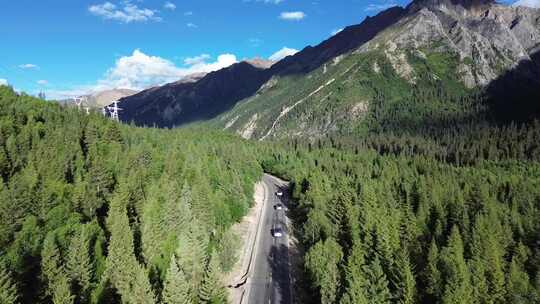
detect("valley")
(1, 0), (540, 303)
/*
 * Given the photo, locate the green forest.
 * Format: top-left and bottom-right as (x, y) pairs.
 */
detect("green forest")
(1, 75), (540, 304)
(0, 86), (262, 304)
(262, 127), (540, 303)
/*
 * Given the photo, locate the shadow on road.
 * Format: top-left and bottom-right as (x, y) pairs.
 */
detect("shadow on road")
(268, 243), (292, 304)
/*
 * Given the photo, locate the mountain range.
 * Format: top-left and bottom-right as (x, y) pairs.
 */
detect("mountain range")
(117, 0), (540, 138)
(60, 88), (137, 109)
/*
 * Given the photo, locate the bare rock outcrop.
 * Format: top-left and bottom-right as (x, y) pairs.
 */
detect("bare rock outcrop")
(360, 0), (540, 86)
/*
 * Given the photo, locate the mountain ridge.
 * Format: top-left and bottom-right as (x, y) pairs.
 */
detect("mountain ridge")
(215, 0), (540, 139)
(118, 0), (540, 136)
(117, 6), (407, 127)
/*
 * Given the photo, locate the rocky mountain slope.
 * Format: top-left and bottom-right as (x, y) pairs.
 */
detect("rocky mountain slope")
(89, 89), (137, 107)
(117, 7), (405, 128)
(119, 0), (540, 137)
(213, 0), (540, 139)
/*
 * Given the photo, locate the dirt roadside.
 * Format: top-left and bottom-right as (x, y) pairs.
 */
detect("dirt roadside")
(226, 179), (267, 303)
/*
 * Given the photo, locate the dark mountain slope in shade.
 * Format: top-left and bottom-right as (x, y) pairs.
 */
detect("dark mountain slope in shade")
(118, 7), (407, 127)
(118, 62), (271, 127)
(487, 49), (540, 122)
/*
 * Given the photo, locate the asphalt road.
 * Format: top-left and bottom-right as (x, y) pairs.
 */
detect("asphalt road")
(247, 174), (292, 304)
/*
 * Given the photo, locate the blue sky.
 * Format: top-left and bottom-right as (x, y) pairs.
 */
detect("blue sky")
(0, 0), (529, 99)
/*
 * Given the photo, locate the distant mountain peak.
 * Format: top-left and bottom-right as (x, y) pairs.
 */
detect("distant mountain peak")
(245, 57), (275, 69)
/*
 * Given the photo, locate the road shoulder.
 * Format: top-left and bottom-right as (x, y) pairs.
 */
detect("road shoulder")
(226, 178), (268, 303)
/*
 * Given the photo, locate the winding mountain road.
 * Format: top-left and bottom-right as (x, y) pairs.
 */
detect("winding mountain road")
(245, 174), (292, 304)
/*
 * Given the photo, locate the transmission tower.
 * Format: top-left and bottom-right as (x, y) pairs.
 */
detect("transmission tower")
(73, 97), (83, 110)
(73, 96), (89, 113)
(107, 100), (122, 122)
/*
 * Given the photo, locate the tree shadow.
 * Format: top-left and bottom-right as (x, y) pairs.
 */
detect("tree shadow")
(267, 243), (292, 304)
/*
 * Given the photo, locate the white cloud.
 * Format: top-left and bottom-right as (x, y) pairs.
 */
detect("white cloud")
(269, 47), (299, 61)
(89, 1), (161, 23)
(365, 3), (397, 11)
(331, 28), (343, 36)
(47, 50), (238, 99)
(102, 50), (237, 89)
(0, 79), (8, 86)
(184, 11), (193, 16)
(183, 54), (211, 66)
(164, 1), (176, 10)
(19, 64), (39, 70)
(37, 80), (49, 85)
(512, 0), (540, 7)
(279, 11), (306, 21)
(45, 49), (239, 100)
(187, 22), (198, 28)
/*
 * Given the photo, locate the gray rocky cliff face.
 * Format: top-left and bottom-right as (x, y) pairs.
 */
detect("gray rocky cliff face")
(359, 0), (540, 87)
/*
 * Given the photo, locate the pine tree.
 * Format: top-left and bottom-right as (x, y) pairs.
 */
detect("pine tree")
(105, 192), (155, 303)
(469, 213), (506, 304)
(190, 178), (214, 230)
(305, 238), (343, 304)
(162, 255), (192, 304)
(124, 267), (156, 304)
(340, 245), (368, 304)
(440, 226), (472, 304)
(424, 239), (441, 301)
(66, 226), (93, 302)
(363, 256), (391, 304)
(395, 249), (416, 304)
(42, 233), (63, 296)
(199, 251), (227, 304)
(163, 181), (192, 237)
(469, 257), (489, 304)
(0, 263), (18, 304)
(105, 203), (137, 295)
(176, 224), (208, 294)
(506, 246), (533, 304)
(52, 276), (74, 304)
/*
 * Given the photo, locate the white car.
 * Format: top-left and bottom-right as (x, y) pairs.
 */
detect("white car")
(275, 191), (283, 197)
(274, 203), (284, 210)
(272, 227), (284, 237)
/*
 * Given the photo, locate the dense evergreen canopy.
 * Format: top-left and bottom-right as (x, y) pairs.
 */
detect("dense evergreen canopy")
(1, 65), (540, 304)
(0, 86), (261, 304)
(261, 126), (540, 303)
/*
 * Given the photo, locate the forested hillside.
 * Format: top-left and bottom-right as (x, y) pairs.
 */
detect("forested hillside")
(261, 126), (540, 303)
(0, 86), (262, 304)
